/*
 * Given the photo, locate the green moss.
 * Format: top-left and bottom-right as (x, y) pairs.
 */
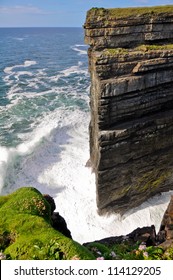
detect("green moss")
(102, 44), (173, 57)
(0, 187), (51, 221)
(134, 170), (171, 192)
(0, 195), (10, 208)
(0, 187), (94, 260)
(103, 48), (129, 56)
(135, 44), (173, 51)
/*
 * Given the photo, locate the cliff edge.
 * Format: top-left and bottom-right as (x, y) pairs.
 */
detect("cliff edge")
(84, 6), (173, 214)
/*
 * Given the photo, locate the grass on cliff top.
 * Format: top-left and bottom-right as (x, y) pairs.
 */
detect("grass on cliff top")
(109, 5), (173, 17)
(0, 187), (94, 260)
(102, 44), (173, 56)
(87, 6), (173, 20)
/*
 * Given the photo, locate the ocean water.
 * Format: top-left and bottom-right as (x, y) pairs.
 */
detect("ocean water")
(0, 27), (172, 243)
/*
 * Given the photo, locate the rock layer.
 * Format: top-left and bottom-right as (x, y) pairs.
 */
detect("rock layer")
(84, 6), (173, 214)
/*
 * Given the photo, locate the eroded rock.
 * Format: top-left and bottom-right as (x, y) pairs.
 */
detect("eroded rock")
(84, 6), (173, 214)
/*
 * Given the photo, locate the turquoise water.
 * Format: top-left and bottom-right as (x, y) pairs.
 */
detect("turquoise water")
(0, 27), (90, 193)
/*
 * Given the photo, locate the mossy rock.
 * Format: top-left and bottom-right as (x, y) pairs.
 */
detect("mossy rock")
(102, 44), (173, 57)
(0, 187), (94, 260)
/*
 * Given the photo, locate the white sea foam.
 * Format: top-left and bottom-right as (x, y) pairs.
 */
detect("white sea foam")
(0, 108), (66, 193)
(4, 60), (37, 74)
(71, 44), (88, 55)
(0, 147), (10, 189)
(1, 107), (173, 243)
(24, 60), (37, 67)
(61, 62), (88, 77)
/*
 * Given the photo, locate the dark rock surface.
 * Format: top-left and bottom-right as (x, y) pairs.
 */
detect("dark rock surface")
(52, 212), (72, 239)
(157, 195), (173, 247)
(84, 225), (157, 247)
(43, 194), (56, 214)
(84, 6), (173, 214)
(43, 194), (72, 239)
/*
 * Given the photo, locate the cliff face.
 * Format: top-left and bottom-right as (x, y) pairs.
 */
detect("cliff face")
(84, 6), (173, 214)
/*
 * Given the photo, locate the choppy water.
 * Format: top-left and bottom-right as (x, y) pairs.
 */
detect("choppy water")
(0, 27), (89, 192)
(0, 27), (172, 243)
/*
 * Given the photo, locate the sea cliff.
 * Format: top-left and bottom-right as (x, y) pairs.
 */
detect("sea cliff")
(84, 6), (173, 214)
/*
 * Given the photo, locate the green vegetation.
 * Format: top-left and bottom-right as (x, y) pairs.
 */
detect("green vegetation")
(85, 241), (173, 260)
(88, 6), (173, 20)
(0, 187), (94, 260)
(134, 170), (171, 192)
(109, 5), (173, 18)
(135, 44), (173, 51)
(103, 48), (129, 56)
(102, 44), (173, 56)
(1, 187), (173, 260)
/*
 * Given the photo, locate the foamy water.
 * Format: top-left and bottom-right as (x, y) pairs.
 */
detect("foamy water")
(0, 28), (172, 244)
(1, 106), (172, 243)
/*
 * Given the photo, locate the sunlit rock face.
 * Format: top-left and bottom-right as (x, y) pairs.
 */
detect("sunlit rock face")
(84, 6), (173, 214)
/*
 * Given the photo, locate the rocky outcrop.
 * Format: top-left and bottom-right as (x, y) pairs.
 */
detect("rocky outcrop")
(43, 194), (72, 239)
(84, 225), (157, 247)
(84, 6), (173, 214)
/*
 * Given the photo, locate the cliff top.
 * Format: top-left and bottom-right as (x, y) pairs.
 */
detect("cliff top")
(84, 5), (173, 48)
(86, 5), (173, 21)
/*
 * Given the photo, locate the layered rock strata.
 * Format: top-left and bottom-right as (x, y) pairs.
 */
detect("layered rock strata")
(84, 6), (173, 214)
